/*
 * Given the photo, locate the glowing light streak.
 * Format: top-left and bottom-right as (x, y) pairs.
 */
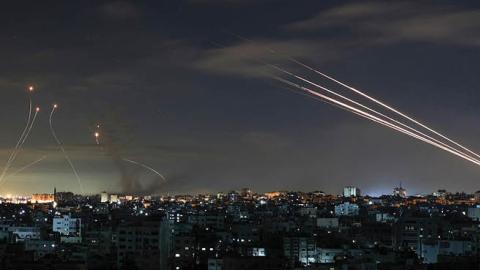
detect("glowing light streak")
(274, 76), (480, 166)
(291, 59), (480, 161)
(49, 105), (84, 193)
(271, 65), (480, 163)
(5, 155), (47, 178)
(122, 158), (167, 182)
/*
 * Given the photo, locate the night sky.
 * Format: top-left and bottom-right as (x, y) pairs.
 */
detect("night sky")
(1, 0), (480, 196)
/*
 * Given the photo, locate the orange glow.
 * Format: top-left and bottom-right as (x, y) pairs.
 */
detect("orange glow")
(28, 86), (34, 92)
(31, 194), (54, 203)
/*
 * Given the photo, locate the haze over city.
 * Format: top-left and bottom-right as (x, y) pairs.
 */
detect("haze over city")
(5, 2), (480, 270)
(2, 1), (480, 196)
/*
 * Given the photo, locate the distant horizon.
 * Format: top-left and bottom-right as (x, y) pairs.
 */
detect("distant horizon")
(2, 1), (480, 199)
(3, 185), (478, 198)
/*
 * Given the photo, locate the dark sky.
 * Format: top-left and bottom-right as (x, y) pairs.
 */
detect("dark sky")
(1, 0), (480, 196)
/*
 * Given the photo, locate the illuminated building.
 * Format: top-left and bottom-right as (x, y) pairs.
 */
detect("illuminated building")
(334, 202), (359, 216)
(283, 236), (316, 265)
(100, 191), (109, 203)
(467, 206), (480, 221)
(53, 214), (81, 237)
(433, 189), (448, 197)
(264, 191), (282, 199)
(474, 190), (480, 202)
(393, 186), (407, 198)
(240, 188), (253, 199)
(9, 227), (41, 243)
(343, 186), (361, 197)
(109, 194), (118, 203)
(115, 220), (171, 269)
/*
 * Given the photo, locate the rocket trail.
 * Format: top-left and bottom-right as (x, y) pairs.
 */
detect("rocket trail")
(5, 155), (47, 179)
(9, 97), (32, 163)
(122, 158), (167, 183)
(92, 126), (167, 190)
(271, 65), (480, 163)
(291, 59), (480, 161)
(222, 33), (480, 161)
(274, 76), (480, 166)
(0, 97), (32, 184)
(8, 107), (41, 176)
(49, 105), (85, 194)
(18, 107), (39, 149)
(219, 33), (480, 165)
(0, 103), (38, 185)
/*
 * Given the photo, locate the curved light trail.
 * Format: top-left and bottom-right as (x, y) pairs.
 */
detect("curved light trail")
(49, 105), (85, 194)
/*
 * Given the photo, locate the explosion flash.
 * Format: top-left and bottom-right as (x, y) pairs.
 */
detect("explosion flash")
(94, 132), (100, 145)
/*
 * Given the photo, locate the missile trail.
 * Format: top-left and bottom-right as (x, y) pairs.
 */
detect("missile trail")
(221, 33), (480, 162)
(271, 65), (480, 163)
(274, 76), (480, 166)
(0, 87), (35, 184)
(9, 97), (32, 163)
(291, 59), (480, 161)
(9, 107), (41, 173)
(92, 126), (167, 184)
(49, 105), (85, 194)
(0, 105), (39, 185)
(18, 107), (39, 148)
(277, 76), (480, 166)
(5, 155), (47, 179)
(122, 158), (167, 182)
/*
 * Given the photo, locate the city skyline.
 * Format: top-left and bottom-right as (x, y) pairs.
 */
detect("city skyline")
(2, 1), (480, 195)
(0, 184), (476, 199)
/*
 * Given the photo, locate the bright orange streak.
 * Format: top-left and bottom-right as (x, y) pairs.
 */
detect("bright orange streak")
(275, 76), (480, 166)
(291, 59), (480, 160)
(271, 65), (480, 164)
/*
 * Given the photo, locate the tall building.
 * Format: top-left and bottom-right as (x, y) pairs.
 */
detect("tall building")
(393, 184), (407, 198)
(283, 236), (316, 266)
(100, 191), (109, 203)
(343, 186), (360, 197)
(55, 191), (74, 203)
(110, 194), (118, 203)
(115, 220), (171, 269)
(240, 188), (253, 199)
(474, 190), (480, 202)
(334, 202), (360, 216)
(53, 214), (81, 236)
